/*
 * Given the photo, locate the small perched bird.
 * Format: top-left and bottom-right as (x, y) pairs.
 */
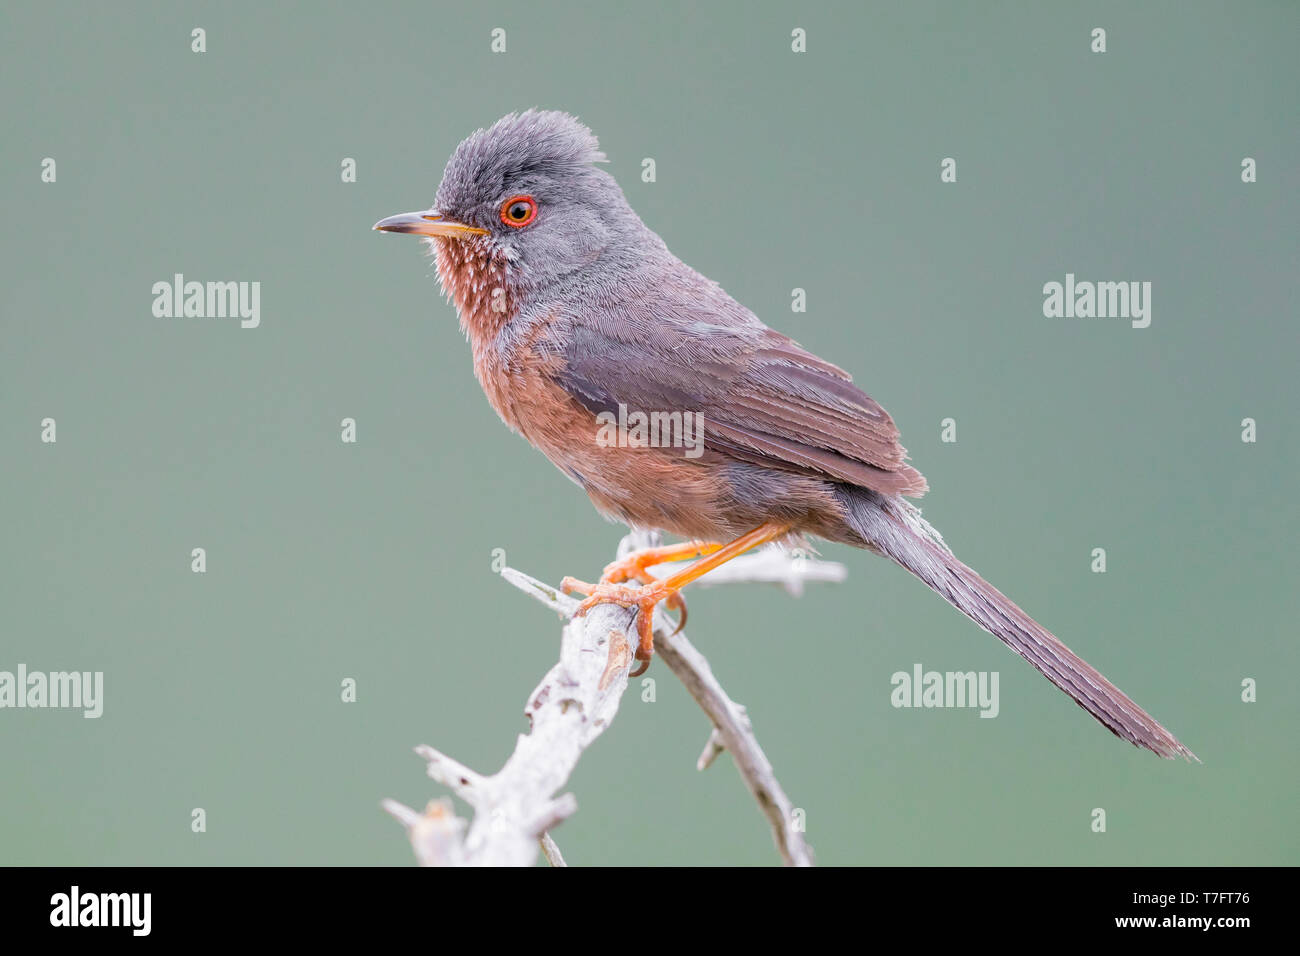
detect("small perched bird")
(376, 110), (1195, 760)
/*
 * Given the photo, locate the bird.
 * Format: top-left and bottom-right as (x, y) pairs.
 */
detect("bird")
(374, 110), (1195, 761)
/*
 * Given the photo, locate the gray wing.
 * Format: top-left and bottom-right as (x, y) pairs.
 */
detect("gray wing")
(541, 265), (927, 497)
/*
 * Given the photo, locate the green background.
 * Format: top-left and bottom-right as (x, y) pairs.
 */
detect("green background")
(2, 1), (1296, 866)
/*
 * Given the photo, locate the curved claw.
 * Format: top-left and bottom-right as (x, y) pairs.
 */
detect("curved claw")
(560, 553), (700, 677)
(667, 591), (688, 635)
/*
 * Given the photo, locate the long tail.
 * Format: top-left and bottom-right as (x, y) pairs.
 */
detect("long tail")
(836, 488), (1197, 760)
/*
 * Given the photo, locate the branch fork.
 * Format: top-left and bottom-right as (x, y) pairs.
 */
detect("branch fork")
(384, 533), (841, 866)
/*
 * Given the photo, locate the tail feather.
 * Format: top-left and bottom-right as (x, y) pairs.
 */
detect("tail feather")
(838, 489), (1197, 761)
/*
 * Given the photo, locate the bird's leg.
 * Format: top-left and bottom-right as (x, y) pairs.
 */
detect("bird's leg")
(563, 540), (724, 654)
(600, 539), (724, 584)
(561, 522), (791, 676)
(597, 538), (724, 630)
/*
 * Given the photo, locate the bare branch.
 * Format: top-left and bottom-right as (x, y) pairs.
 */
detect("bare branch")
(385, 534), (834, 866)
(654, 631), (813, 866)
(538, 831), (568, 867)
(414, 745), (486, 803)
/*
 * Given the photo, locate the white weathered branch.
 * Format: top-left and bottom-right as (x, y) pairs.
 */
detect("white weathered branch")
(653, 633), (813, 865)
(538, 831), (567, 867)
(384, 533), (838, 866)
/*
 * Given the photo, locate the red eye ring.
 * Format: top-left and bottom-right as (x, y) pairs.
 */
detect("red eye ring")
(500, 194), (538, 228)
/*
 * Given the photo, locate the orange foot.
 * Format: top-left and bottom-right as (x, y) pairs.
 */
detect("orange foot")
(595, 539), (722, 633)
(563, 540), (721, 673)
(561, 577), (675, 677)
(559, 526), (790, 677)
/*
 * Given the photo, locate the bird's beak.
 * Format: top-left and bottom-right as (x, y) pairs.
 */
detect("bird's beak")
(372, 210), (489, 238)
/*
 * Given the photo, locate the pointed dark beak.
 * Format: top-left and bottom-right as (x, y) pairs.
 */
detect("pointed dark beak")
(372, 210), (489, 238)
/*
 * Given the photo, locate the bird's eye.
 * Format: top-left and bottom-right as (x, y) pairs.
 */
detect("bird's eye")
(500, 194), (538, 228)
